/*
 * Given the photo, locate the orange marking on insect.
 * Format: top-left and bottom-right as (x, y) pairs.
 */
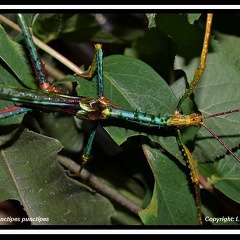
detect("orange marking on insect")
(99, 96), (120, 108)
(40, 82), (63, 94)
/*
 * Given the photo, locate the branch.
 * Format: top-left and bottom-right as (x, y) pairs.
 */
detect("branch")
(57, 155), (143, 215)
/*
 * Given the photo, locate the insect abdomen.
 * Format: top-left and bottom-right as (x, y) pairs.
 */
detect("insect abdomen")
(102, 107), (168, 126)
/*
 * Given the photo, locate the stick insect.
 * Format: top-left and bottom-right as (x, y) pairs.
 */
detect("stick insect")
(0, 13), (239, 225)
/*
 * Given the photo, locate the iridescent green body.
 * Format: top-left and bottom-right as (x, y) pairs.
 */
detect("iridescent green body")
(0, 84), (205, 128)
(0, 85), (83, 117)
(101, 106), (203, 128)
(102, 106), (169, 126)
(0, 85), (81, 107)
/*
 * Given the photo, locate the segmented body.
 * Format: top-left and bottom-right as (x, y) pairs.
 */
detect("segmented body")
(101, 107), (203, 127)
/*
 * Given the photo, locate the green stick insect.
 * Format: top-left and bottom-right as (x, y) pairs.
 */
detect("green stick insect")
(0, 13), (239, 225)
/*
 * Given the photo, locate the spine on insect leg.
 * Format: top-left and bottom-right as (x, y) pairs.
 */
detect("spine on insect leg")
(17, 14), (47, 86)
(176, 70), (202, 110)
(74, 43), (102, 79)
(176, 129), (203, 225)
(74, 44), (106, 99)
(17, 14), (62, 93)
(96, 44), (103, 97)
(176, 14), (213, 111)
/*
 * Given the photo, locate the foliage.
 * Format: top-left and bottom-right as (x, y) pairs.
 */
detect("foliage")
(0, 13), (239, 226)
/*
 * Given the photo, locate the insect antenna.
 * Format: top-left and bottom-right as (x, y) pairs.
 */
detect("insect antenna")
(204, 109), (240, 119)
(201, 108), (240, 163)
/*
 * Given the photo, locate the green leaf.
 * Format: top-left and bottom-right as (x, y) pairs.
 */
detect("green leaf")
(139, 145), (199, 225)
(0, 125), (115, 225)
(155, 14), (204, 64)
(39, 113), (84, 153)
(184, 37), (240, 163)
(214, 31), (240, 66)
(187, 14), (202, 24)
(198, 151), (240, 204)
(32, 13), (122, 44)
(0, 24), (38, 125)
(0, 25), (37, 90)
(146, 13), (156, 28)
